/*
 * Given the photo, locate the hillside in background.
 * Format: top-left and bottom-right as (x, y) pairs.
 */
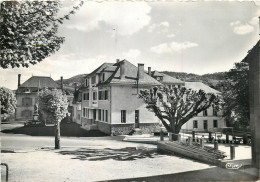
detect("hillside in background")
(60, 71), (226, 91)
(162, 71), (226, 90)
(56, 74), (87, 86)
(162, 71), (226, 81)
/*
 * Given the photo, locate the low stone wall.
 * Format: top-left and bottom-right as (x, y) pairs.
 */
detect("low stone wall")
(110, 123), (161, 135)
(82, 118), (92, 127)
(98, 121), (111, 134)
(139, 123), (161, 134)
(111, 124), (135, 135)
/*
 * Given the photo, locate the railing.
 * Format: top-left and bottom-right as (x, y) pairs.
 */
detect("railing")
(1, 163), (9, 182)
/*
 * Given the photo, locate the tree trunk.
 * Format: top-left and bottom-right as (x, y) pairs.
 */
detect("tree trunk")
(170, 120), (181, 141)
(55, 122), (60, 149)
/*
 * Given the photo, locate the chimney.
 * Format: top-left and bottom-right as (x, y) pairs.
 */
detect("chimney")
(18, 74), (21, 87)
(61, 76), (63, 91)
(148, 67), (151, 76)
(137, 64), (144, 80)
(120, 61), (125, 79)
(116, 59), (120, 64)
(74, 82), (77, 93)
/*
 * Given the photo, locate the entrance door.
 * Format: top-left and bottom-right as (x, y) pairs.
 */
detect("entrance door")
(93, 109), (96, 124)
(204, 120), (208, 130)
(135, 110), (139, 128)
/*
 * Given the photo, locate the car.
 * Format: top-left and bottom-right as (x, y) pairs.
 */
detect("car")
(24, 120), (44, 127)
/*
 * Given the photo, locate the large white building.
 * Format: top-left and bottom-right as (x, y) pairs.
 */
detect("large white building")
(79, 60), (226, 135)
(81, 60), (162, 135)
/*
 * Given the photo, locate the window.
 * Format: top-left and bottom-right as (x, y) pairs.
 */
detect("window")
(105, 110), (108, 122)
(121, 110), (126, 123)
(102, 73), (105, 82)
(98, 109), (101, 120)
(93, 92), (97, 100)
(203, 110), (208, 116)
(85, 79), (88, 86)
(193, 120), (198, 128)
(104, 90), (108, 100)
(98, 91), (103, 100)
(22, 97), (32, 106)
(213, 108), (218, 116)
(83, 93), (89, 100)
(91, 76), (96, 84)
(83, 108), (87, 117)
(102, 110), (104, 121)
(203, 120), (208, 130)
(213, 120), (218, 128)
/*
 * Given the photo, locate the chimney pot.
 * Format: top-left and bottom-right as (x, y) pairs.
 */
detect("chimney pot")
(138, 63), (144, 80)
(148, 67), (151, 76)
(18, 74), (21, 87)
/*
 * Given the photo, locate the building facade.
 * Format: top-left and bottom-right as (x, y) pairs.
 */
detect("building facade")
(79, 60), (226, 135)
(15, 75), (59, 120)
(181, 82), (226, 132)
(81, 60), (162, 135)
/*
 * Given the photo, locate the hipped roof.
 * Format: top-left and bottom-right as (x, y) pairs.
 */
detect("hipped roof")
(20, 76), (59, 88)
(184, 82), (220, 94)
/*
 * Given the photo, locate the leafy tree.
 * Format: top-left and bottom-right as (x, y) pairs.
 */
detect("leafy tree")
(38, 88), (68, 149)
(0, 1), (83, 69)
(139, 86), (221, 140)
(222, 62), (249, 130)
(0, 87), (17, 122)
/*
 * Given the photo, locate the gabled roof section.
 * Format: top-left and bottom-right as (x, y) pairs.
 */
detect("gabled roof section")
(88, 63), (114, 76)
(242, 40), (260, 63)
(103, 66), (117, 72)
(184, 82), (220, 94)
(102, 60), (162, 86)
(159, 73), (184, 84)
(152, 70), (163, 77)
(20, 76), (59, 88)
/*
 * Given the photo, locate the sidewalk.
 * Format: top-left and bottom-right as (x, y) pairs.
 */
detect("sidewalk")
(1, 143), (213, 182)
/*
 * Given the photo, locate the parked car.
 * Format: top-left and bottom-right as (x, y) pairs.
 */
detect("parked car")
(24, 120), (44, 127)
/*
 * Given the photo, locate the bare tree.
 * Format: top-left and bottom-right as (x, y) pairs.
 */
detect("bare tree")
(139, 86), (221, 140)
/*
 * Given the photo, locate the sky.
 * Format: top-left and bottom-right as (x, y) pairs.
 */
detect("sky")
(1, 1), (260, 90)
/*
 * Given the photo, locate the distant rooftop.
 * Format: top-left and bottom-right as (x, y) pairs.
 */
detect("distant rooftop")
(20, 76), (59, 88)
(159, 72), (184, 85)
(184, 82), (220, 94)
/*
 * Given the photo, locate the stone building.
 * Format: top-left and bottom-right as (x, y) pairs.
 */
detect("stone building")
(15, 75), (59, 120)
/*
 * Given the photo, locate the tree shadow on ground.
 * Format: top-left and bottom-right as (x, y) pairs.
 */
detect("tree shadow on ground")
(104, 166), (258, 182)
(58, 147), (166, 161)
(1, 123), (108, 137)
